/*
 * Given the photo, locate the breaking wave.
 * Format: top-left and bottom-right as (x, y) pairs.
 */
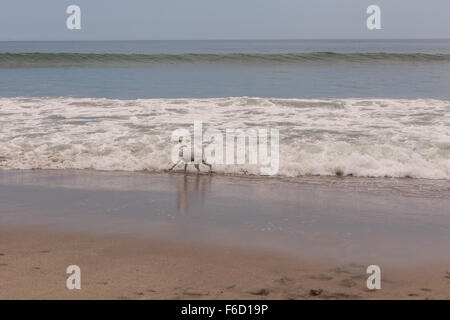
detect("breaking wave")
(0, 97), (449, 179)
(1, 52), (450, 68)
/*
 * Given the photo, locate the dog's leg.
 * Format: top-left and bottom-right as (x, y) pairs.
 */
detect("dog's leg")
(168, 159), (181, 172)
(202, 160), (212, 174)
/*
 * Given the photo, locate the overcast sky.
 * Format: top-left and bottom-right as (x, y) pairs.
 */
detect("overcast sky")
(0, 0), (449, 40)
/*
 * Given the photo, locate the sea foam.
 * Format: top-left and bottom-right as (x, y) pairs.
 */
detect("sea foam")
(0, 97), (448, 179)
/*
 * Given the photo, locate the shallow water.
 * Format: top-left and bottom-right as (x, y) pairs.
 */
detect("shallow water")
(1, 170), (449, 265)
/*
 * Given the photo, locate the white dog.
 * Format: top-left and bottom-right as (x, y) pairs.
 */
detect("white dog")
(168, 137), (212, 174)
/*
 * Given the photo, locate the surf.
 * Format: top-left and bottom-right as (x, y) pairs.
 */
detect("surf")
(0, 96), (448, 179)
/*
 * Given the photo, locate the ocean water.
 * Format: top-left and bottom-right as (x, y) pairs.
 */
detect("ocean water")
(2, 40), (450, 99)
(0, 40), (449, 179)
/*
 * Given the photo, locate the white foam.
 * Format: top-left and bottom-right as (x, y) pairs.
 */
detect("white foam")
(0, 97), (449, 179)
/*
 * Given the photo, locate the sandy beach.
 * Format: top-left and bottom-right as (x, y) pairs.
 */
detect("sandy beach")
(1, 228), (450, 300)
(1, 170), (449, 299)
(1, 227), (450, 300)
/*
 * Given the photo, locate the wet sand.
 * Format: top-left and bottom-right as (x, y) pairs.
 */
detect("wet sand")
(0, 170), (450, 299)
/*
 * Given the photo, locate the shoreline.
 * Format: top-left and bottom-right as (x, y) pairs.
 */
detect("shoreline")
(1, 168), (449, 195)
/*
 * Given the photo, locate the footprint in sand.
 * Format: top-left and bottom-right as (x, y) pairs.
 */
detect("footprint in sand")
(249, 289), (270, 296)
(0, 253), (5, 256)
(327, 292), (361, 299)
(183, 289), (210, 297)
(340, 278), (357, 288)
(275, 276), (294, 284)
(284, 290), (308, 300)
(309, 274), (333, 281)
(309, 289), (323, 296)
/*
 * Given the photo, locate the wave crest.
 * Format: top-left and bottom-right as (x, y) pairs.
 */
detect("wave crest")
(2, 52), (450, 68)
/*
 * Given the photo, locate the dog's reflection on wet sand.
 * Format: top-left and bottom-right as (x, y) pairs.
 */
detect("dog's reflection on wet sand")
(177, 174), (211, 215)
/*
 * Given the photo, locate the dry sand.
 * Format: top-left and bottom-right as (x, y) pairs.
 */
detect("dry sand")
(1, 228), (449, 300)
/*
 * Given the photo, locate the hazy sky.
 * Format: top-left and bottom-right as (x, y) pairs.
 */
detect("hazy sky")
(0, 0), (449, 40)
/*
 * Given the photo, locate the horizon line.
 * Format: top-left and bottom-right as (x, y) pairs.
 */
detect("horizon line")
(1, 38), (450, 42)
